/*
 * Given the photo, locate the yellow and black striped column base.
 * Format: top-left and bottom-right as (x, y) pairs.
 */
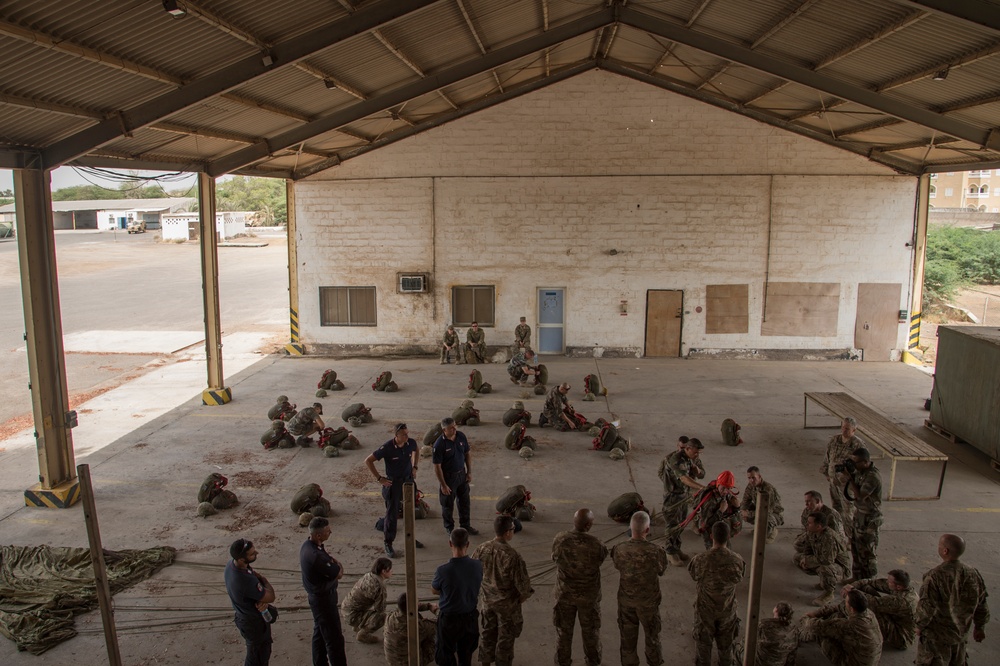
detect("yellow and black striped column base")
(202, 386), (233, 406)
(908, 311), (921, 348)
(25, 479), (81, 508)
(284, 343), (305, 355)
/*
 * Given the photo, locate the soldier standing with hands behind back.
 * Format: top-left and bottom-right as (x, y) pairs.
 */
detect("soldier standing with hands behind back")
(551, 508), (609, 666)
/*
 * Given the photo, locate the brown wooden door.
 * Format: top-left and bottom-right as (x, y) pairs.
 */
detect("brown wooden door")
(645, 290), (683, 357)
(855, 283), (902, 361)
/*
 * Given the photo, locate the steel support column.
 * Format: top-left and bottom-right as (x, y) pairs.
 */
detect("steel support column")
(908, 174), (931, 352)
(198, 173), (231, 405)
(14, 168), (80, 508)
(284, 180), (304, 355)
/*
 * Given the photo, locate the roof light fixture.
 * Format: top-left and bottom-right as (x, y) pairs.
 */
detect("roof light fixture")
(933, 67), (949, 81)
(324, 79), (338, 90)
(162, 0), (185, 18)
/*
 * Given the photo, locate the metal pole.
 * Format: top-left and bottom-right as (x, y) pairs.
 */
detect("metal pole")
(14, 168), (80, 508)
(197, 173), (230, 405)
(742, 490), (769, 666)
(284, 180), (304, 355)
(403, 482), (419, 666)
(909, 174), (930, 350)
(77, 464), (123, 666)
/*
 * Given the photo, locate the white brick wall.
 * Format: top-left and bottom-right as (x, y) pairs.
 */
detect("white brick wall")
(297, 70), (917, 356)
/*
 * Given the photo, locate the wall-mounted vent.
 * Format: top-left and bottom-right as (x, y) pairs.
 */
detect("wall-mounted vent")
(398, 273), (429, 293)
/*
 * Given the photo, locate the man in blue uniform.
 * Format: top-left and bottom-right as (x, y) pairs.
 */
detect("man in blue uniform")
(433, 528), (484, 666)
(299, 517), (347, 666)
(365, 423), (425, 557)
(224, 537), (276, 666)
(433, 416), (480, 538)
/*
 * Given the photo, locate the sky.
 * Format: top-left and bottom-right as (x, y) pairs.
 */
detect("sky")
(1, 167), (201, 195)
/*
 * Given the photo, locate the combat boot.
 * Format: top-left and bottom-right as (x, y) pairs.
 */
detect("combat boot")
(667, 552), (685, 567)
(812, 590), (835, 606)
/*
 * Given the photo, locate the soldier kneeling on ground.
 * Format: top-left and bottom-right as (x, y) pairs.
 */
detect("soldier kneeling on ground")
(286, 403), (325, 446)
(507, 349), (539, 385)
(384, 592), (437, 665)
(540, 383), (588, 431)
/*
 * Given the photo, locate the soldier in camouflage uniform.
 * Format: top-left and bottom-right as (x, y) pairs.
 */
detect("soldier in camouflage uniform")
(799, 490), (846, 535)
(801, 589), (883, 666)
(465, 322), (486, 364)
(441, 325), (461, 364)
(739, 466), (784, 544)
(842, 448), (882, 581)
(690, 471), (742, 550)
(914, 533), (990, 665)
(513, 317), (531, 351)
(821, 417), (866, 534)
(507, 348), (538, 384)
(657, 436), (706, 566)
(341, 557), (392, 644)
(551, 508), (609, 666)
(688, 522), (747, 666)
(541, 383), (582, 431)
(843, 569), (917, 650)
(287, 403), (325, 441)
(611, 511), (668, 666)
(793, 511), (851, 606)
(471, 515), (533, 666)
(383, 592), (438, 666)
(755, 602), (798, 666)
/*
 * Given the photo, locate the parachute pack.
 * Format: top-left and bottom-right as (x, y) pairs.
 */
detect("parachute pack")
(468, 369), (492, 394)
(318, 369), (345, 391)
(496, 485), (531, 515)
(341, 403), (373, 423)
(503, 423), (537, 451)
(721, 418), (743, 446)
(291, 483), (323, 514)
(592, 418), (629, 452)
(583, 374), (608, 400)
(261, 420), (295, 450)
(502, 407), (531, 427)
(372, 371), (398, 392)
(607, 492), (646, 523)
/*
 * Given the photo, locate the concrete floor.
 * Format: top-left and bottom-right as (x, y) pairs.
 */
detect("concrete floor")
(1, 354), (997, 665)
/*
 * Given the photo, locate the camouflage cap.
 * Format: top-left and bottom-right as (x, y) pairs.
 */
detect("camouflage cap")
(276, 395), (288, 403)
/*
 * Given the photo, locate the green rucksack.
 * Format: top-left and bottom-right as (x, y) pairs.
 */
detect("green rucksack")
(722, 418), (743, 446)
(198, 473), (227, 503)
(502, 406), (531, 427)
(592, 421), (620, 451)
(318, 370), (344, 391)
(607, 492), (645, 523)
(422, 423), (443, 447)
(504, 423), (527, 450)
(341, 403), (372, 423)
(535, 364), (549, 385)
(291, 483), (323, 514)
(372, 371), (393, 391)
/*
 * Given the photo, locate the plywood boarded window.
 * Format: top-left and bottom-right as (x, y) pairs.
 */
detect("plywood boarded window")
(320, 286), (377, 326)
(706, 284), (749, 334)
(761, 282), (840, 337)
(452, 286), (495, 326)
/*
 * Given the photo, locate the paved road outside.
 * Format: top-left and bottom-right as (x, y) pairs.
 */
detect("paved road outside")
(0, 230), (288, 437)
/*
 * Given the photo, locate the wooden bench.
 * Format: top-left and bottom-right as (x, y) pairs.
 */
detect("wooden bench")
(804, 391), (948, 501)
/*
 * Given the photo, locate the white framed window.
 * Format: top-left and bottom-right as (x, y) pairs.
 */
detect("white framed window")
(945, 187), (954, 197)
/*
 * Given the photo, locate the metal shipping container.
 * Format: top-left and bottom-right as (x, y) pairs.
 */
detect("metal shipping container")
(929, 326), (1000, 462)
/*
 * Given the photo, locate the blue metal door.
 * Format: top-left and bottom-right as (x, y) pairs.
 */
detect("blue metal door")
(537, 288), (565, 354)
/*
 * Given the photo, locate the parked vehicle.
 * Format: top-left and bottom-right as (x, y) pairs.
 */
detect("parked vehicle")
(127, 219), (146, 234)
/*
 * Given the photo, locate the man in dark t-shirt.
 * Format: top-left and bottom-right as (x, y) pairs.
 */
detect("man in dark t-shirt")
(433, 528), (484, 666)
(299, 516), (347, 666)
(365, 423), (424, 557)
(433, 417), (480, 537)
(224, 538), (275, 666)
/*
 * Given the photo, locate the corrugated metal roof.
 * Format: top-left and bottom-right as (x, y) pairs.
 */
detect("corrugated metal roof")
(1, 0), (999, 177)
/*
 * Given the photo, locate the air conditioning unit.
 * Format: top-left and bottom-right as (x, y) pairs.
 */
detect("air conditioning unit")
(398, 273), (429, 293)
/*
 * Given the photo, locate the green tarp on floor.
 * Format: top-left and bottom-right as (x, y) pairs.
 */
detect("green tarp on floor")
(0, 544), (175, 655)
